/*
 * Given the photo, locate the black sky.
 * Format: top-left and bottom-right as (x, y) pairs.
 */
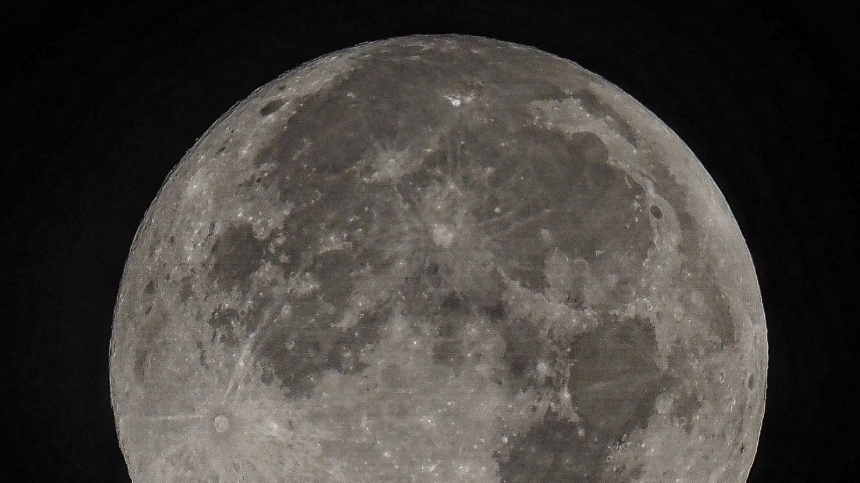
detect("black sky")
(2, 1), (857, 481)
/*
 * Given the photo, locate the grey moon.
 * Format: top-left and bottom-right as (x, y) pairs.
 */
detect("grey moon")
(110, 34), (767, 483)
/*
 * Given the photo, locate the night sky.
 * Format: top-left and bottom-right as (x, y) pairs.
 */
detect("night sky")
(3, 1), (857, 481)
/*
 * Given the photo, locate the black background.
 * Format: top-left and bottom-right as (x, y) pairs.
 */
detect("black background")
(2, 1), (857, 481)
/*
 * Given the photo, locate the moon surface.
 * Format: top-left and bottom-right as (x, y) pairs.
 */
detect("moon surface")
(110, 34), (767, 483)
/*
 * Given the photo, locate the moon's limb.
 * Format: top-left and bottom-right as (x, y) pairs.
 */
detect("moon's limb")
(110, 34), (766, 483)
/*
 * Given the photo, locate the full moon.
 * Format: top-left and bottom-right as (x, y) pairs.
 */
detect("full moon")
(110, 35), (767, 482)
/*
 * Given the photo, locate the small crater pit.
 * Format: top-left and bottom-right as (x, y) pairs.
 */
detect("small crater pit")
(213, 414), (230, 433)
(259, 99), (285, 116)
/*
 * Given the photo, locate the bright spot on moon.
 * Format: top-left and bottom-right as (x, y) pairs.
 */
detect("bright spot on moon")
(213, 415), (230, 433)
(431, 223), (456, 248)
(110, 34), (767, 483)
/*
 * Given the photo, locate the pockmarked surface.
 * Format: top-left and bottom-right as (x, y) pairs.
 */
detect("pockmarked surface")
(110, 34), (767, 483)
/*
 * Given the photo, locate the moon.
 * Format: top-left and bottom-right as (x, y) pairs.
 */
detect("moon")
(110, 34), (767, 482)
